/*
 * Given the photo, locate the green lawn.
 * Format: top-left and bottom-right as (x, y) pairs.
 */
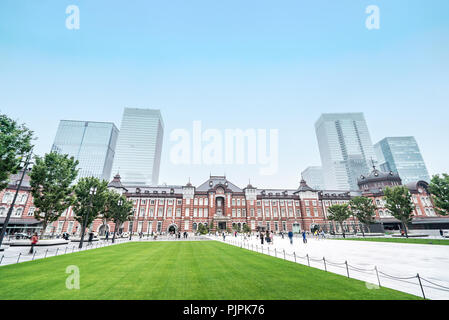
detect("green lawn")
(334, 237), (449, 245)
(0, 241), (420, 300)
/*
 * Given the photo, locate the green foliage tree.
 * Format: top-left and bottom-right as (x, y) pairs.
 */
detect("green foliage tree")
(98, 189), (117, 237)
(242, 223), (251, 234)
(208, 221), (215, 233)
(29, 152), (78, 236)
(109, 193), (134, 243)
(383, 186), (415, 238)
(0, 114), (33, 191)
(72, 177), (109, 243)
(428, 173), (449, 216)
(327, 204), (351, 238)
(349, 196), (377, 237)
(197, 223), (208, 235)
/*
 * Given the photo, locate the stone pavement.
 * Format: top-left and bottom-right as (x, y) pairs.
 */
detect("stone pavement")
(210, 234), (449, 300)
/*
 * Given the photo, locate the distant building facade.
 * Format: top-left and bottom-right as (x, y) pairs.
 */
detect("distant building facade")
(301, 166), (324, 190)
(374, 136), (430, 184)
(111, 108), (164, 186)
(315, 113), (377, 190)
(2, 171), (446, 237)
(51, 120), (119, 181)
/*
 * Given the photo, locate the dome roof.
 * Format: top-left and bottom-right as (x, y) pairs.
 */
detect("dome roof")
(358, 168), (401, 185)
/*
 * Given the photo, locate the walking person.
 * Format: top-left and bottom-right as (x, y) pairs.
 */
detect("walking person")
(222, 232), (226, 241)
(302, 231), (307, 244)
(320, 230), (325, 239)
(88, 231), (94, 246)
(260, 232), (264, 245)
(29, 232), (38, 254)
(288, 230), (294, 245)
(105, 230), (109, 242)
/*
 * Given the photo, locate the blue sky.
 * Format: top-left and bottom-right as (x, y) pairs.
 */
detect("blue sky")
(1, 0), (448, 188)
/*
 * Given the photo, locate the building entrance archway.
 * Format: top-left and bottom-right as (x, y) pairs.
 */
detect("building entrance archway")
(167, 224), (178, 234)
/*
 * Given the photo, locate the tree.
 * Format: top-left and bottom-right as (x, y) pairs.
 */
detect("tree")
(98, 189), (118, 236)
(349, 196), (377, 237)
(0, 114), (33, 191)
(208, 221), (215, 233)
(242, 223), (251, 234)
(327, 204), (351, 238)
(428, 173), (449, 216)
(29, 152), (79, 236)
(197, 224), (208, 235)
(383, 186), (415, 238)
(109, 193), (134, 243)
(72, 177), (109, 245)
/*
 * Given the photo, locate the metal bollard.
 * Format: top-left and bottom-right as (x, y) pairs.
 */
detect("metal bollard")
(32, 251), (36, 261)
(323, 257), (327, 272)
(417, 273), (426, 299)
(274, 248), (276, 257)
(17, 252), (22, 264)
(345, 261), (350, 278)
(293, 251), (296, 262)
(306, 254), (310, 267)
(375, 266), (381, 287)
(64, 247), (68, 254)
(0, 255), (4, 265)
(283, 249), (286, 260)
(268, 247), (270, 255)
(44, 249), (48, 258)
(55, 248), (59, 256)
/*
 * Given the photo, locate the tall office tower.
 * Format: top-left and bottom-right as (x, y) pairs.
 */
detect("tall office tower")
(51, 120), (119, 181)
(301, 166), (324, 190)
(111, 108), (164, 186)
(315, 113), (377, 190)
(374, 137), (430, 184)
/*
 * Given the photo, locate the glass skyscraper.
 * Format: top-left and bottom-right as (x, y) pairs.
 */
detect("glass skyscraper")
(111, 108), (164, 186)
(315, 113), (377, 190)
(301, 166), (324, 190)
(374, 137), (430, 184)
(51, 120), (119, 181)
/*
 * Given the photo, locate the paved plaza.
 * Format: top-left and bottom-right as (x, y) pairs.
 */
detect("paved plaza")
(211, 234), (449, 300)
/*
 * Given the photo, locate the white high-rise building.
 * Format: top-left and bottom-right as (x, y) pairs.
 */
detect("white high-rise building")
(301, 166), (324, 190)
(111, 108), (164, 185)
(315, 113), (377, 190)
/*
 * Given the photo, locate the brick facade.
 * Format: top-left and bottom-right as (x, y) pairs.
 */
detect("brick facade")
(1, 172), (447, 236)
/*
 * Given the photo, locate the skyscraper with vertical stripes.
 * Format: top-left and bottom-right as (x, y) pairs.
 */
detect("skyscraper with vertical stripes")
(111, 108), (164, 185)
(315, 113), (377, 190)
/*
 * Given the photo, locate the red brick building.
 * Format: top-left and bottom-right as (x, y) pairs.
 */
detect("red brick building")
(1, 170), (447, 236)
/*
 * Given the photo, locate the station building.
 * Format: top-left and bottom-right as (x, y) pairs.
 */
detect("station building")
(0, 169), (447, 236)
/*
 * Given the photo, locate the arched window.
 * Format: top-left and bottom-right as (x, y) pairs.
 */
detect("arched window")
(15, 208), (23, 217)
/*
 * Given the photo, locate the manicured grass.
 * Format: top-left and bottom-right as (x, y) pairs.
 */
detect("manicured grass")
(334, 237), (449, 245)
(0, 241), (420, 300)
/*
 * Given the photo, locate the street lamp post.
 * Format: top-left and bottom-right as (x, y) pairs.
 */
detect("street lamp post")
(0, 151), (33, 250)
(112, 198), (123, 244)
(129, 217), (133, 241)
(78, 186), (97, 249)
